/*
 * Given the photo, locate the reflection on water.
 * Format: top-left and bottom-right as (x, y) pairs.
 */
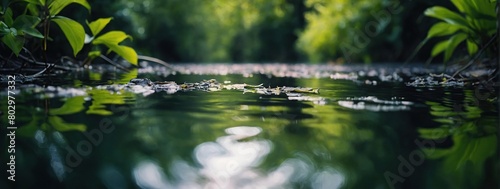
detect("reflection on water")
(194, 126), (271, 188)
(338, 96), (413, 111)
(417, 90), (498, 188)
(133, 126), (345, 189)
(133, 161), (170, 188)
(0, 64), (498, 189)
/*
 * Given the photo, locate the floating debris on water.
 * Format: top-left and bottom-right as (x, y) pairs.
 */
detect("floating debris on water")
(129, 78), (154, 86)
(406, 73), (465, 87)
(5, 78), (324, 105)
(243, 86), (319, 96)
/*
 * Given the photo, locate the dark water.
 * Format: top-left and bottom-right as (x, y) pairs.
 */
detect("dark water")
(1, 64), (498, 189)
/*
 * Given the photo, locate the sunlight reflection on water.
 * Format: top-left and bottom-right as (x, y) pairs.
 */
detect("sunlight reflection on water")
(194, 126), (272, 188)
(133, 161), (171, 188)
(338, 96), (413, 111)
(133, 126), (345, 188)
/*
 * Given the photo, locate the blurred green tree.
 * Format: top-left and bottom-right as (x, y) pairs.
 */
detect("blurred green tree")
(83, 0), (462, 63)
(109, 0), (304, 63)
(296, 0), (402, 63)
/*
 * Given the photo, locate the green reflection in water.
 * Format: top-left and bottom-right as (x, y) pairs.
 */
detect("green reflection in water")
(16, 96), (87, 137)
(118, 77), (414, 188)
(87, 89), (135, 115)
(1, 73), (498, 189)
(420, 89), (497, 189)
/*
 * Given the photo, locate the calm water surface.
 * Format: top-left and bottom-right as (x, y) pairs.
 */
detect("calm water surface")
(1, 64), (498, 189)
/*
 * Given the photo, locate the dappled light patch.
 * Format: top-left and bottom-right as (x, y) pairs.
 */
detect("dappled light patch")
(337, 96), (413, 112)
(286, 93), (327, 105)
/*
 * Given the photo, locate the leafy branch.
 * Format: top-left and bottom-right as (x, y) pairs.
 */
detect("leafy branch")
(0, 0), (138, 68)
(411, 0), (497, 64)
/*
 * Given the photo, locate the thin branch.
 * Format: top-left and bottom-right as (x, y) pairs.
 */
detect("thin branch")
(59, 56), (80, 68)
(99, 54), (129, 71)
(18, 54), (72, 71)
(404, 39), (428, 65)
(22, 47), (40, 66)
(0, 54), (6, 67)
(0, 52), (21, 69)
(26, 64), (54, 77)
(138, 55), (175, 70)
(451, 34), (497, 78)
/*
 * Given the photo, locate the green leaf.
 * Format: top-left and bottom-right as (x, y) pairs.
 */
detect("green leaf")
(4, 7), (13, 26)
(52, 16), (85, 56)
(426, 22), (461, 39)
(424, 6), (470, 30)
(13, 15), (40, 28)
(444, 33), (467, 62)
(104, 43), (138, 65)
(1, 32), (24, 56)
(466, 39), (478, 55)
(451, 0), (470, 14)
(431, 40), (449, 57)
(467, 0), (496, 18)
(87, 17), (112, 37)
(91, 30), (138, 65)
(39, 0), (46, 6)
(92, 31), (132, 45)
(88, 50), (101, 58)
(21, 27), (43, 38)
(25, 3), (39, 16)
(49, 0), (90, 16)
(12, 15), (43, 38)
(0, 21), (8, 35)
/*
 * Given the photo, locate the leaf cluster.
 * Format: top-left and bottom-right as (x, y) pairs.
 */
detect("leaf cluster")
(421, 0), (497, 62)
(0, 0), (137, 65)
